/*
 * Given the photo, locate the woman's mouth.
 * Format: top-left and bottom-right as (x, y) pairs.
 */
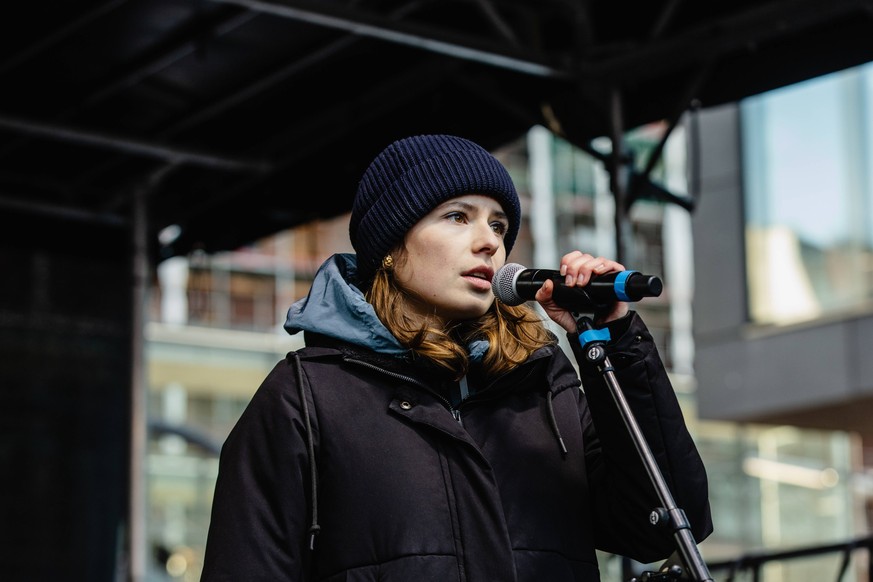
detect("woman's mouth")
(462, 268), (494, 291)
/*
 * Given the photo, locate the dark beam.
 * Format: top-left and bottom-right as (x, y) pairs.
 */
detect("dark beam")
(207, 0), (569, 78)
(0, 195), (126, 226)
(0, 0), (131, 75)
(592, 0), (873, 82)
(0, 113), (271, 172)
(173, 57), (462, 225)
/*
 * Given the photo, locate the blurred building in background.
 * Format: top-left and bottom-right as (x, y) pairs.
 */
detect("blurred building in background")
(144, 62), (873, 581)
(692, 61), (873, 581)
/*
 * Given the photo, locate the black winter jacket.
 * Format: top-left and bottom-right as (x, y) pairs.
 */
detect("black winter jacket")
(201, 313), (712, 581)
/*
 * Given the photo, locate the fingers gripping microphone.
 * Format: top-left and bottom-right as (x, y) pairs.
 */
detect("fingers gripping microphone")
(491, 263), (663, 312)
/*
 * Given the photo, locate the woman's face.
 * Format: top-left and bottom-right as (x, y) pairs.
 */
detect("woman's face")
(393, 194), (509, 324)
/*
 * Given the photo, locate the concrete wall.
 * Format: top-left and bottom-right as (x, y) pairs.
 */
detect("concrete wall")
(691, 104), (873, 430)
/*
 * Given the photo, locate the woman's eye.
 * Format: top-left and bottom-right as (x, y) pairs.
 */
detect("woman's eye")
(446, 212), (466, 223)
(491, 222), (508, 236)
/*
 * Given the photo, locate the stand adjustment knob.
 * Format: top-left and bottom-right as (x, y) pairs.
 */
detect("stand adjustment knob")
(650, 507), (670, 526)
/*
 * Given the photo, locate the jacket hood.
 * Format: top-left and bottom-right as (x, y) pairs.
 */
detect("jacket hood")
(284, 253), (407, 356)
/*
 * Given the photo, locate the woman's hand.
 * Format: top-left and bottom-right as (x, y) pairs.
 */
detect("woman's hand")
(534, 251), (629, 333)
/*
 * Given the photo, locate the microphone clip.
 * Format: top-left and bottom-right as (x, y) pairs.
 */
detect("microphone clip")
(576, 316), (610, 364)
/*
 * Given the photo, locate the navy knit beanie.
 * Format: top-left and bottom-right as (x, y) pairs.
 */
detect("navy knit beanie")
(350, 134), (521, 282)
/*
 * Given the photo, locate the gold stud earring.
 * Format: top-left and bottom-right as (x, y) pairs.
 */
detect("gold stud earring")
(381, 254), (394, 270)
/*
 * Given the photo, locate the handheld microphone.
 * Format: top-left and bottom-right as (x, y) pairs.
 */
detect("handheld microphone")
(491, 263), (663, 312)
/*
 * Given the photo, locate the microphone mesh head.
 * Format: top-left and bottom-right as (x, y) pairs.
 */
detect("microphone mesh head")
(491, 263), (526, 306)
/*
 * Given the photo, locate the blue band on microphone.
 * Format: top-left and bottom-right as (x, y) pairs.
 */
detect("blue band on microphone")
(613, 270), (637, 302)
(579, 327), (611, 349)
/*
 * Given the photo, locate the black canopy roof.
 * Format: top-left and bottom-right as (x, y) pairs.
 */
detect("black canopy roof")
(3, 0), (873, 261)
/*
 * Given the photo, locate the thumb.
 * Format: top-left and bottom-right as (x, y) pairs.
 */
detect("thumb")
(536, 278), (554, 302)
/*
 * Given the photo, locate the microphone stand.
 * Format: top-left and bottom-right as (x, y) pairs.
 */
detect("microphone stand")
(575, 316), (714, 582)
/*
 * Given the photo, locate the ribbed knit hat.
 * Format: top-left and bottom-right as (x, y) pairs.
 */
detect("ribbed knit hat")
(350, 134), (521, 282)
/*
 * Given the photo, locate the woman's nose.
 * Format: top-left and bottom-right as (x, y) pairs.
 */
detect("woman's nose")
(473, 220), (500, 255)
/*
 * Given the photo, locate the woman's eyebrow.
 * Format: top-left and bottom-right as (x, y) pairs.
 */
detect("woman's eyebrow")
(439, 200), (508, 220)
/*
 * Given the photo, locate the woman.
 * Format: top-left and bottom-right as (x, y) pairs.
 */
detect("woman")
(201, 134), (712, 581)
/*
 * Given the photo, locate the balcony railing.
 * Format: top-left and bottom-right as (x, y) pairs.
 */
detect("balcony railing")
(706, 535), (873, 582)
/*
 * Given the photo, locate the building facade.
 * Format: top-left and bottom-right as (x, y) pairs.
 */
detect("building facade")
(692, 63), (873, 579)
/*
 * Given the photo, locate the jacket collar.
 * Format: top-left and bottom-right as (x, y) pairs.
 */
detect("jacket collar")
(284, 253), (407, 356)
(300, 331), (578, 398)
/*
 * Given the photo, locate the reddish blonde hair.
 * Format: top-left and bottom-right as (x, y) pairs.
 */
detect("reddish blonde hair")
(365, 264), (553, 379)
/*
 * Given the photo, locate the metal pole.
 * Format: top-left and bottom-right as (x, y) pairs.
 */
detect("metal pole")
(128, 177), (148, 582)
(608, 87), (630, 265)
(127, 164), (177, 581)
(577, 319), (714, 582)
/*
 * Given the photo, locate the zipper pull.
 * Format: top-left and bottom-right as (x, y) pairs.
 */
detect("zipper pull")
(451, 408), (463, 426)
(458, 375), (469, 401)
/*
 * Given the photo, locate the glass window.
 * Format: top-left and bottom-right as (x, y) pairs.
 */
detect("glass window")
(695, 422), (858, 580)
(741, 63), (873, 325)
